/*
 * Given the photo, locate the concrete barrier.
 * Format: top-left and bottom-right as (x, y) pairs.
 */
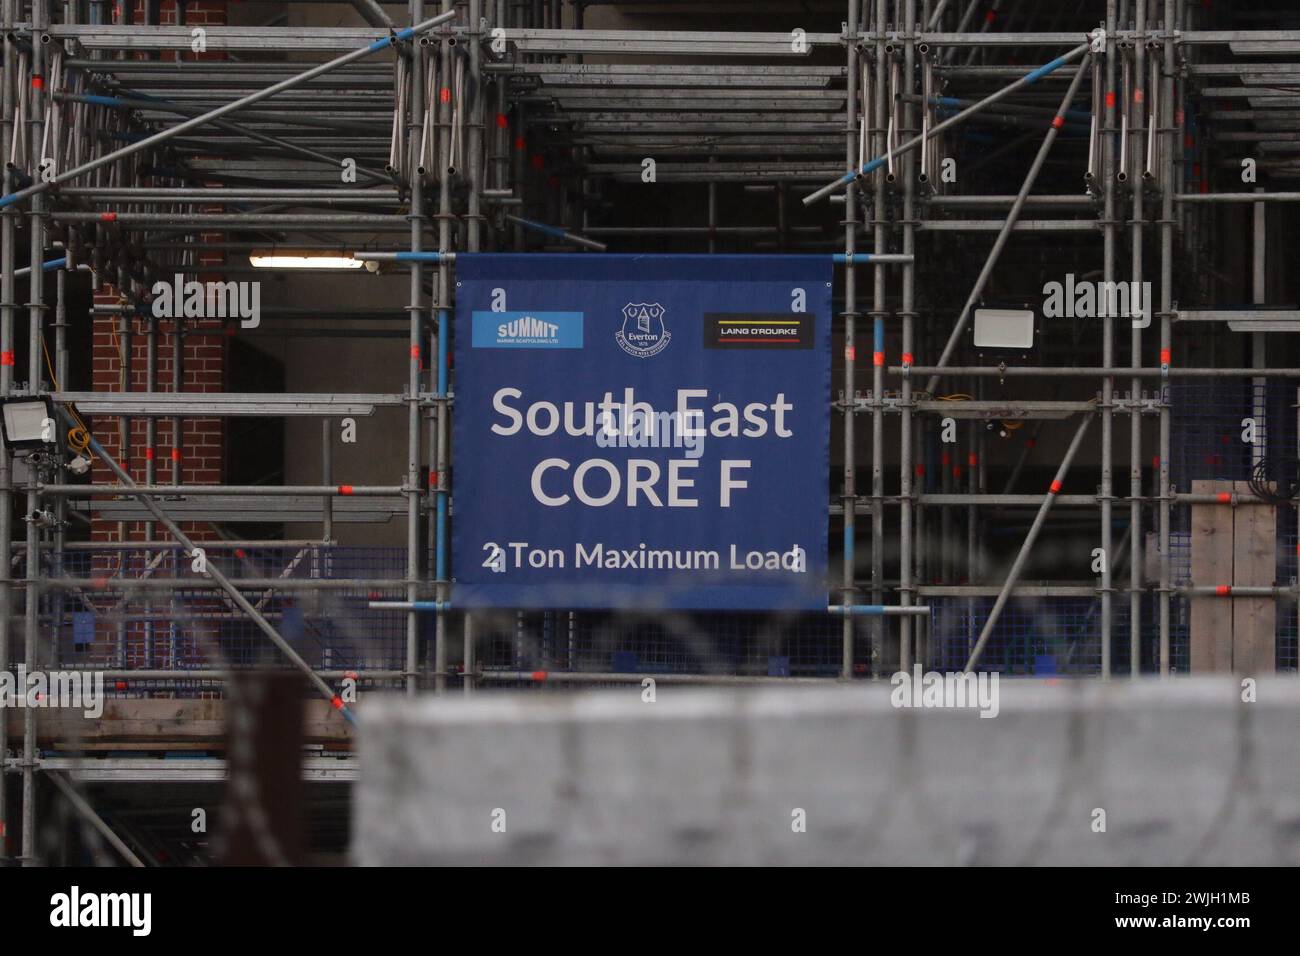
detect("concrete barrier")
(353, 678), (1300, 865)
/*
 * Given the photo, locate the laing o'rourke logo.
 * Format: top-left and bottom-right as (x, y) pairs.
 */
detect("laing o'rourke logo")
(704, 312), (814, 349)
(50, 886), (151, 937)
(617, 302), (671, 357)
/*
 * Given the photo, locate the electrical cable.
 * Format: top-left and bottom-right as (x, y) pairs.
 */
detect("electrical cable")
(1249, 454), (1298, 505)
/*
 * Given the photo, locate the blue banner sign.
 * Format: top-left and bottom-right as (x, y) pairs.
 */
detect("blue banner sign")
(452, 254), (830, 610)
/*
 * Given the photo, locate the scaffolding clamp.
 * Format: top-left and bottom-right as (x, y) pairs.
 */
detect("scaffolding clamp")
(1089, 27), (1107, 55)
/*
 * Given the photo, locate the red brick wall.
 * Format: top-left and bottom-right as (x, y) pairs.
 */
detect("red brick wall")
(90, 0), (229, 544)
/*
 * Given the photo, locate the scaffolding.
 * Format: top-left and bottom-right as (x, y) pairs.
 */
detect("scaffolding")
(1, 0), (1299, 864)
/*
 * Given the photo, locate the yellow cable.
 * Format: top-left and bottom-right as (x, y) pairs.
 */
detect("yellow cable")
(40, 333), (91, 452)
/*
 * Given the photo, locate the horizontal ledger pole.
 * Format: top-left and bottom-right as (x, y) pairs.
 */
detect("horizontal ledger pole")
(371, 602), (931, 615)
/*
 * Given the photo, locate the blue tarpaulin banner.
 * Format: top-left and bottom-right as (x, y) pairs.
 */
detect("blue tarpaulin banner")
(452, 254), (830, 610)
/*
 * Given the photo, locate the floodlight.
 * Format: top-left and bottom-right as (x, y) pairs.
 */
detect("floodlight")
(0, 396), (57, 451)
(973, 308), (1036, 349)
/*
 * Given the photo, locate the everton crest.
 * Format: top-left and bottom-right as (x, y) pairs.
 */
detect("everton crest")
(616, 302), (671, 358)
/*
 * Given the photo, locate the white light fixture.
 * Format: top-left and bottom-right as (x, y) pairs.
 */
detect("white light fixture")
(973, 308), (1036, 349)
(248, 250), (363, 270)
(0, 396), (57, 451)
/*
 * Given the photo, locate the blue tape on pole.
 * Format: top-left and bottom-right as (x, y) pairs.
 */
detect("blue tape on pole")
(1024, 54), (1069, 85)
(516, 217), (568, 240)
(453, 253), (831, 611)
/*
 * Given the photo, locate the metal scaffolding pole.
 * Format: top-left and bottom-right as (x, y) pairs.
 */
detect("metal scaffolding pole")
(1129, 0), (1147, 678)
(405, 0), (427, 696)
(46, 771), (145, 868)
(21, 0), (50, 866)
(1101, 0), (1118, 680)
(869, 0), (886, 673)
(964, 413), (1094, 671)
(1158, 0), (1176, 675)
(432, 0), (454, 694)
(0, 0), (14, 862)
(840, 0), (859, 680)
(899, 0), (917, 672)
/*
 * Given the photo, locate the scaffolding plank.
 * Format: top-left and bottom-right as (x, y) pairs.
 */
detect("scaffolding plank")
(1190, 480), (1235, 673)
(4, 698), (352, 748)
(1232, 480), (1277, 673)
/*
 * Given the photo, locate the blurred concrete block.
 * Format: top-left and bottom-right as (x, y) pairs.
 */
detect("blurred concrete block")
(353, 678), (1300, 865)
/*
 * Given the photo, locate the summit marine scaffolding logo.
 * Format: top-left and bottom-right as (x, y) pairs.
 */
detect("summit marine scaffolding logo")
(616, 302), (671, 357)
(470, 310), (583, 349)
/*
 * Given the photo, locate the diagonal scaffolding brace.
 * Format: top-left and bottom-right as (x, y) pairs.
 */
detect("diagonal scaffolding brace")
(66, 410), (359, 726)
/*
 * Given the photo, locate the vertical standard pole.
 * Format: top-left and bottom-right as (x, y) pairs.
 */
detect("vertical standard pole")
(966, 418), (977, 652)
(837, 0), (857, 681)
(840, 0), (860, 680)
(169, 253), (184, 671)
(321, 419), (334, 542)
(898, 0), (917, 672)
(143, 301), (156, 668)
(22, 0), (49, 866)
(433, 0), (454, 694)
(467, 0), (484, 252)
(1158, 0), (1175, 675)
(0, 0), (15, 861)
(1129, 0), (1146, 677)
(869, 0), (887, 672)
(463, 611), (474, 696)
(52, 265), (67, 676)
(406, 0), (427, 695)
(1100, 0), (1118, 679)
(463, 0), (484, 691)
(1250, 192), (1265, 474)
